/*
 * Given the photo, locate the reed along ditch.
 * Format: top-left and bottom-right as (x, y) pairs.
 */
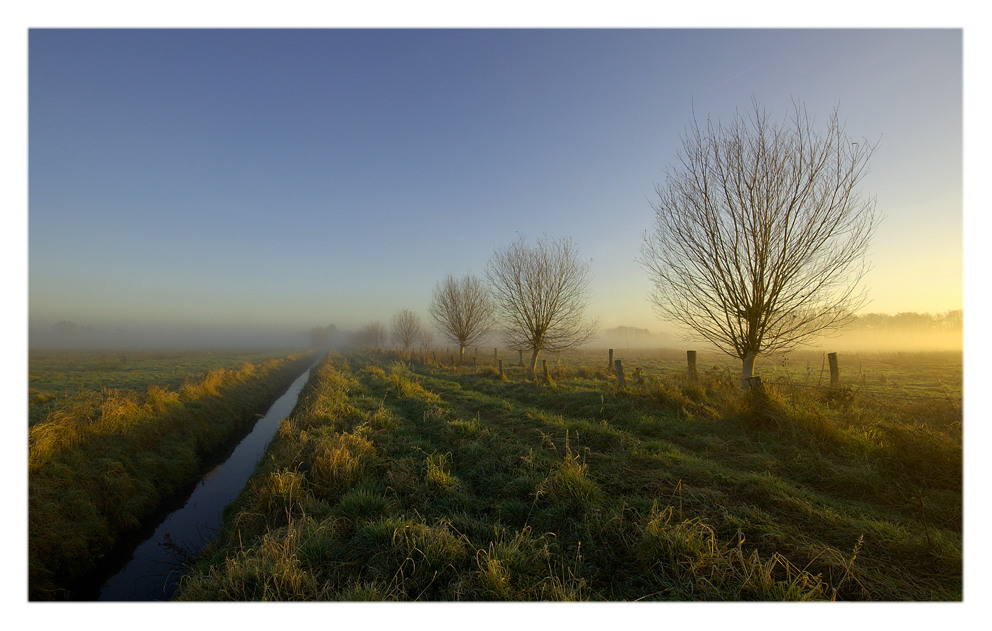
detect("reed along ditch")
(88, 357), (322, 601)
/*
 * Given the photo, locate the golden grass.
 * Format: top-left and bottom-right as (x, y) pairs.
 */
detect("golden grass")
(636, 502), (832, 600)
(309, 429), (375, 500)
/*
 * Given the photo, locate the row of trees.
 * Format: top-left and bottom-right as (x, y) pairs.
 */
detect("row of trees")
(347, 100), (896, 388)
(351, 235), (598, 376)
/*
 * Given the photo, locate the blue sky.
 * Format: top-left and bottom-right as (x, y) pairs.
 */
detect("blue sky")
(27, 28), (963, 343)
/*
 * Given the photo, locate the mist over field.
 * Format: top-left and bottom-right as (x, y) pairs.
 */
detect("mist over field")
(29, 310), (963, 355)
(800, 329), (963, 353)
(28, 319), (313, 351)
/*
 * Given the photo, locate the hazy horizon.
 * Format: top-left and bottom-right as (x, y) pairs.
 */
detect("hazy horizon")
(27, 309), (964, 354)
(27, 29), (963, 352)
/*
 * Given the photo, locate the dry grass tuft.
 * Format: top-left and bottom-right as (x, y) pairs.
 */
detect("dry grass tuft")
(309, 429), (375, 500)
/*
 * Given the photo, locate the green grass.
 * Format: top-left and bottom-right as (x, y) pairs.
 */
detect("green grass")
(175, 349), (961, 601)
(28, 350), (318, 600)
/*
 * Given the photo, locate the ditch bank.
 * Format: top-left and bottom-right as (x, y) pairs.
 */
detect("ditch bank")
(28, 350), (321, 600)
(95, 359), (322, 600)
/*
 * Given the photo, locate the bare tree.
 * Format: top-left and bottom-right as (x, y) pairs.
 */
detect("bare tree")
(391, 309), (425, 352)
(487, 235), (597, 374)
(351, 321), (388, 350)
(640, 101), (879, 387)
(428, 274), (495, 360)
(419, 327), (434, 353)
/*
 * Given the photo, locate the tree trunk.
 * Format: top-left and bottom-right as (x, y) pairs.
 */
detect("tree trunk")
(529, 348), (541, 375)
(740, 351), (758, 389)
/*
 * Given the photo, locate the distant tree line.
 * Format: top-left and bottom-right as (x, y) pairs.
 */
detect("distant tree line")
(845, 310), (962, 331)
(603, 326), (654, 339)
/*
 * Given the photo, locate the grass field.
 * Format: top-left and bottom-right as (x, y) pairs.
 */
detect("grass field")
(28, 349), (304, 426)
(175, 348), (962, 601)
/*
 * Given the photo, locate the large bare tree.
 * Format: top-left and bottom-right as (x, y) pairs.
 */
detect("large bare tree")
(391, 309), (425, 352)
(640, 101), (879, 387)
(487, 235), (597, 374)
(428, 274), (495, 359)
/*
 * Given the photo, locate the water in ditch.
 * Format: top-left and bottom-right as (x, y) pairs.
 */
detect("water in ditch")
(96, 362), (317, 601)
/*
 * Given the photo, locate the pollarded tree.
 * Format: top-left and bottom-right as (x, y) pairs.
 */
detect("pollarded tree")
(640, 101), (879, 387)
(391, 309), (425, 352)
(428, 274), (495, 360)
(487, 235), (597, 374)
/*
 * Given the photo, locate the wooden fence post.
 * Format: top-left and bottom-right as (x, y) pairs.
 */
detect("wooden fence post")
(519, 349), (524, 366)
(608, 348), (614, 370)
(498, 359), (504, 379)
(614, 359), (625, 388)
(543, 359), (551, 383)
(687, 350), (697, 380)
(828, 352), (839, 387)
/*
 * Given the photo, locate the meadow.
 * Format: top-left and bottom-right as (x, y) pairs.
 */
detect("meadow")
(175, 348), (962, 601)
(28, 349), (317, 600)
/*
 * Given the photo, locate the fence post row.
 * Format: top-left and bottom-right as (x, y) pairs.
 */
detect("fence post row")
(427, 347), (841, 395)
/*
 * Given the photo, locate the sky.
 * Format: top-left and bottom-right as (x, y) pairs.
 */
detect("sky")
(25, 26), (964, 346)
